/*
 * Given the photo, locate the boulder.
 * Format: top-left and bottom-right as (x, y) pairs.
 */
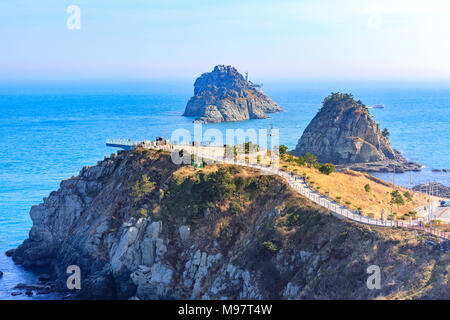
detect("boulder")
(5, 249), (15, 257)
(178, 225), (190, 242)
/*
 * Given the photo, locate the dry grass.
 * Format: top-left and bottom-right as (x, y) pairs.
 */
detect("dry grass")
(279, 159), (438, 220)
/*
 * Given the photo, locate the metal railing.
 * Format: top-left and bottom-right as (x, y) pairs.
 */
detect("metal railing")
(106, 139), (140, 146)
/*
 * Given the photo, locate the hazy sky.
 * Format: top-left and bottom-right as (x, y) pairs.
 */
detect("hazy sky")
(2, 0), (450, 81)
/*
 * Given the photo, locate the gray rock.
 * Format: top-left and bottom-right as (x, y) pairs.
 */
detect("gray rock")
(178, 225), (190, 242)
(299, 250), (312, 262)
(413, 183), (450, 198)
(282, 282), (300, 299)
(183, 65), (283, 123)
(0, 271), (3, 278)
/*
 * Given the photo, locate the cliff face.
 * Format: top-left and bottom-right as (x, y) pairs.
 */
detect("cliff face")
(12, 149), (448, 300)
(292, 93), (421, 172)
(183, 65), (283, 123)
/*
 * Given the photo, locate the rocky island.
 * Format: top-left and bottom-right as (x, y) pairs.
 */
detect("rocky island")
(183, 65), (283, 123)
(8, 148), (448, 299)
(292, 93), (422, 173)
(413, 183), (450, 198)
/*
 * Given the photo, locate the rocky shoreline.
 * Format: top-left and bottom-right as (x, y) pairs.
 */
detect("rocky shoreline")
(335, 153), (422, 173)
(413, 182), (450, 198)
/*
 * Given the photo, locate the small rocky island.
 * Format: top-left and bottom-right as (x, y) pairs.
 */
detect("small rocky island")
(413, 183), (450, 198)
(292, 93), (422, 173)
(183, 65), (283, 123)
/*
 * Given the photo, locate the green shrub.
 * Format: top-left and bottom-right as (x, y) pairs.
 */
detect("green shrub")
(305, 152), (319, 168)
(227, 165), (242, 175)
(132, 174), (156, 203)
(279, 145), (288, 156)
(296, 156), (306, 166)
(364, 184), (371, 192)
(229, 200), (242, 215)
(390, 190), (405, 207)
(408, 211), (417, 217)
(136, 208), (148, 219)
(262, 241), (278, 253)
(403, 191), (412, 202)
(318, 163), (335, 175)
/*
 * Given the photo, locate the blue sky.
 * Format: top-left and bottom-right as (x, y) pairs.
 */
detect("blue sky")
(1, 0), (450, 82)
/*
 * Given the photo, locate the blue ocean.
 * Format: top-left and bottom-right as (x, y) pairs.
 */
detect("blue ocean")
(0, 81), (449, 299)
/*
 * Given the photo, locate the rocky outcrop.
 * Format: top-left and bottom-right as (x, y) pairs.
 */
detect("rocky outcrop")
(10, 148), (449, 300)
(413, 183), (450, 198)
(183, 65), (283, 123)
(292, 93), (421, 172)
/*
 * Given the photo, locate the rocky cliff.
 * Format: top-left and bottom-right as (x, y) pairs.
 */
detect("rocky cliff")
(292, 93), (421, 172)
(183, 65), (283, 123)
(9, 148), (448, 299)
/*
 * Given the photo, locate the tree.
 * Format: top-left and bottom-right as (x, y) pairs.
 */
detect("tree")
(403, 191), (412, 202)
(318, 163), (335, 175)
(304, 152), (319, 168)
(390, 190), (405, 209)
(279, 145), (288, 156)
(262, 241), (278, 253)
(382, 128), (390, 138)
(296, 156), (306, 166)
(131, 174), (156, 203)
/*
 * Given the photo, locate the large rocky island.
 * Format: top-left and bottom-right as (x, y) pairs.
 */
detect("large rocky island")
(183, 65), (283, 123)
(7, 148), (448, 299)
(292, 93), (422, 173)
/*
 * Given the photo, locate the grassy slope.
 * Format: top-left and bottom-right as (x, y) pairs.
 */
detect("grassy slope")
(277, 156), (441, 220)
